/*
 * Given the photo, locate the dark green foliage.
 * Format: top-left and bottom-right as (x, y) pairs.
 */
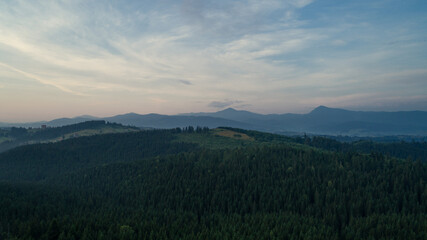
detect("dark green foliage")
(9, 127), (28, 138)
(56, 146), (426, 216)
(0, 129), (197, 182)
(47, 219), (60, 240)
(0, 129), (426, 239)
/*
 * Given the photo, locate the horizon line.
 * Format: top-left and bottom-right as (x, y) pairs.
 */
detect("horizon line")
(2, 105), (427, 124)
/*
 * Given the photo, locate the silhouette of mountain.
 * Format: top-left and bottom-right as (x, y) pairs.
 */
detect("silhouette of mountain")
(2, 106), (427, 136)
(183, 106), (427, 136)
(181, 108), (266, 122)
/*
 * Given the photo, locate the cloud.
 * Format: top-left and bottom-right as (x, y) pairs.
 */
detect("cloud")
(331, 39), (346, 46)
(0, 62), (85, 96)
(178, 79), (193, 85)
(0, 0), (318, 99)
(179, 0), (311, 38)
(289, 0), (314, 8)
(208, 100), (243, 108)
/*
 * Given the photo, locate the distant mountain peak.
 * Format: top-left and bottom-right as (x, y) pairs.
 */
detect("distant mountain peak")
(309, 106), (329, 114)
(310, 106), (349, 114)
(75, 115), (96, 119)
(313, 105), (330, 111)
(220, 108), (238, 112)
(122, 112), (142, 116)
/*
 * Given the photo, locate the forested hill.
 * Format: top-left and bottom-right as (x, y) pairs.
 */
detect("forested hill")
(220, 127), (427, 162)
(0, 129), (198, 182)
(0, 127), (426, 239)
(0, 120), (138, 153)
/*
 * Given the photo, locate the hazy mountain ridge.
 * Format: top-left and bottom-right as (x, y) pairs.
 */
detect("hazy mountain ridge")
(0, 116), (98, 128)
(180, 106), (427, 135)
(2, 106), (427, 136)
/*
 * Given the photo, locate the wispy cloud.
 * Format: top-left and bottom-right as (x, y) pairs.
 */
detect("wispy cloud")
(0, 62), (84, 95)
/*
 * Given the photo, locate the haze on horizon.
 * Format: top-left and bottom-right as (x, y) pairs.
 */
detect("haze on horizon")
(1, 0), (426, 122)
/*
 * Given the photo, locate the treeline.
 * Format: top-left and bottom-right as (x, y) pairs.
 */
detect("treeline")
(0, 136), (426, 239)
(178, 126), (210, 133)
(6, 120), (138, 141)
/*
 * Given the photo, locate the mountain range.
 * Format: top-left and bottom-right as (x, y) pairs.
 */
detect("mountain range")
(2, 106), (427, 136)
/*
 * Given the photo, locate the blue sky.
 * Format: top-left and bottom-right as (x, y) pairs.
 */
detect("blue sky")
(0, 0), (426, 121)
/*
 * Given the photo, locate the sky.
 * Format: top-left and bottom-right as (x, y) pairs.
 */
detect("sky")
(0, 0), (426, 122)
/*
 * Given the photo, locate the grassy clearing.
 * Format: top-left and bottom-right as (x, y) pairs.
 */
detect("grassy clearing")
(64, 127), (138, 138)
(213, 128), (254, 141)
(175, 131), (255, 149)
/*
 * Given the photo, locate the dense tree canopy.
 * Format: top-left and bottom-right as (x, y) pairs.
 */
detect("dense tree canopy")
(0, 128), (426, 239)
